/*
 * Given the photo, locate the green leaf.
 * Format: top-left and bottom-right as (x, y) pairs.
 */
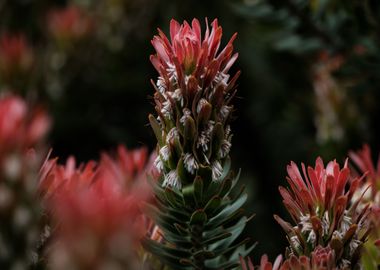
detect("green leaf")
(208, 193), (248, 228)
(193, 176), (204, 206)
(201, 232), (232, 246)
(204, 196), (222, 216)
(149, 114), (163, 146)
(142, 238), (191, 270)
(177, 155), (190, 184)
(209, 216), (250, 251)
(184, 115), (196, 149)
(165, 187), (184, 209)
(182, 184), (195, 206)
(197, 165), (213, 191)
(193, 250), (215, 259)
(174, 223), (189, 236)
(190, 209), (207, 225)
(197, 99), (212, 126)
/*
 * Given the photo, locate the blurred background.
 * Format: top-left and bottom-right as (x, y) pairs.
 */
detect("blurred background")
(0, 0), (379, 261)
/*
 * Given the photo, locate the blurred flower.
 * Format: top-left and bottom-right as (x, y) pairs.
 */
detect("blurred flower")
(349, 144), (380, 200)
(349, 144), (380, 268)
(0, 94), (50, 268)
(97, 145), (150, 190)
(312, 52), (361, 145)
(0, 95), (50, 156)
(274, 157), (371, 268)
(39, 145), (155, 270)
(48, 5), (94, 45)
(0, 34), (34, 84)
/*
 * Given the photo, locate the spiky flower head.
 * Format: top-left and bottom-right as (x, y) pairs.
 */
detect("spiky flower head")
(146, 19), (251, 269)
(274, 157), (371, 268)
(150, 18), (239, 189)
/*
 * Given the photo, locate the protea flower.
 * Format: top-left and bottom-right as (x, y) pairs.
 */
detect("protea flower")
(145, 18), (251, 269)
(312, 52), (360, 145)
(240, 246), (336, 270)
(0, 94), (50, 269)
(349, 144), (380, 268)
(39, 145), (154, 270)
(274, 157), (371, 269)
(349, 144), (380, 201)
(0, 34), (34, 86)
(150, 18), (239, 189)
(48, 5), (94, 46)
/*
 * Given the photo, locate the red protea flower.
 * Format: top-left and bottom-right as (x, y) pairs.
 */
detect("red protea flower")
(274, 157), (371, 268)
(48, 5), (94, 44)
(0, 34), (34, 83)
(39, 145), (154, 269)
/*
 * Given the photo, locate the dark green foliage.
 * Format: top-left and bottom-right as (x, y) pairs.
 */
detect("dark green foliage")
(143, 166), (254, 269)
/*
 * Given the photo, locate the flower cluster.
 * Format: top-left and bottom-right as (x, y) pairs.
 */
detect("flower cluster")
(48, 5), (94, 45)
(40, 146), (156, 269)
(150, 18), (239, 189)
(274, 157), (371, 268)
(0, 34), (34, 85)
(0, 94), (50, 268)
(241, 246), (337, 270)
(39, 145), (155, 269)
(349, 144), (380, 202)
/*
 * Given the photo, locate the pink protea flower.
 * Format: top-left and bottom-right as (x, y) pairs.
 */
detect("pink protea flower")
(240, 254), (282, 270)
(349, 144), (380, 200)
(48, 176), (147, 270)
(150, 18), (239, 189)
(39, 145), (154, 200)
(48, 5), (94, 44)
(151, 18), (238, 83)
(0, 95), (50, 157)
(240, 246), (338, 270)
(39, 145), (154, 269)
(349, 145), (380, 267)
(147, 19), (251, 269)
(0, 34), (34, 82)
(274, 157), (371, 268)
(38, 156), (98, 199)
(0, 95), (50, 268)
(97, 145), (150, 189)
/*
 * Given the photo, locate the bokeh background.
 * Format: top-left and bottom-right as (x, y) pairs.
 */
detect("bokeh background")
(1, 0), (379, 261)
